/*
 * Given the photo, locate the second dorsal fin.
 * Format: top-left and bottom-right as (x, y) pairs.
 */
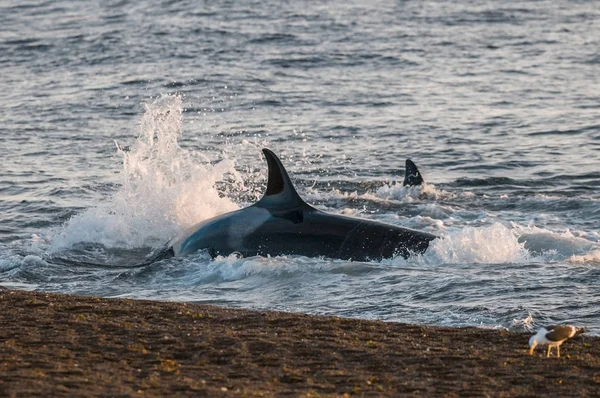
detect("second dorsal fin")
(403, 159), (424, 186)
(256, 148), (307, 209)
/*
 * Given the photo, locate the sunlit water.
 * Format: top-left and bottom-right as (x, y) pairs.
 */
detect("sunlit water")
(1, 0), (600, 334)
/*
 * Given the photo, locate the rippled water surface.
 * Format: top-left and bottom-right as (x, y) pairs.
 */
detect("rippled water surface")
(1, 0), (600, 333)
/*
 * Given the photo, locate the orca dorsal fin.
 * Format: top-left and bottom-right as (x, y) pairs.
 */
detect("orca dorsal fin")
(403, 159), (424, 186)
(257, 148), (307, 209)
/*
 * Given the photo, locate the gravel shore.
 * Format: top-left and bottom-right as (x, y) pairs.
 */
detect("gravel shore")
(1, 288), (598, 397)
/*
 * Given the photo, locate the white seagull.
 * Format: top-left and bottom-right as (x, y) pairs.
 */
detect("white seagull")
(529, 325), (583, 358)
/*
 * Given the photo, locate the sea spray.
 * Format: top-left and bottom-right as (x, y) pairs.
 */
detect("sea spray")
(428, 223), (529, 264)
(567, 250), (600, 264)
(50, 95), (240, 250)
(387, 223), (530, 266)
(376, 181), (443, 201)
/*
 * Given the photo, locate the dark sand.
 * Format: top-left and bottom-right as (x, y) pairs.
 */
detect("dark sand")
(1, 288), (599, 397)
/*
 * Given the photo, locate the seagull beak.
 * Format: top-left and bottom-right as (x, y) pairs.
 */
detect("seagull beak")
(529, 343), (537, 355)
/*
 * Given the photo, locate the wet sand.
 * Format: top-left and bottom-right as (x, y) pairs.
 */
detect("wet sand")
(0, 288), (598, 397)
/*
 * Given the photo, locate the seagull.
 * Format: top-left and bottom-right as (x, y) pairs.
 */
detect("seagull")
(528, 325), (584, 357)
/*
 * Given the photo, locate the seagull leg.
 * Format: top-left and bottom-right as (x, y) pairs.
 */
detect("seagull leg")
(557, 345), (560, 358)
(547, 345), (552, 358)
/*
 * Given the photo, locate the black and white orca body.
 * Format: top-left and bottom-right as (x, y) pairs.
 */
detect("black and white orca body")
(170, 149), (436, 261)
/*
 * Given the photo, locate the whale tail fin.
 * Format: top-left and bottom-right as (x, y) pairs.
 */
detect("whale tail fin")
(403, 159), (424, 187)
(257, 148), (308, 209)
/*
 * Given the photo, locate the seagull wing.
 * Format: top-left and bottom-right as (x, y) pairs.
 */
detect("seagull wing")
(545, 325), (575, 342)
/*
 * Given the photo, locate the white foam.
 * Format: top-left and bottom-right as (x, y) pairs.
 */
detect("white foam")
(303, 182), (453, 206)
(375, 182), (443, 201)
(512, 313), (534, 331)
(567, 250), (600, 264)
(169, 253), (335, 284)
(428, 223), (529, 264)
(214, 254), (331, 280)
(50, 95), (240, 250)
(388, 223), (530, 265)
(397, 223), (600, 266)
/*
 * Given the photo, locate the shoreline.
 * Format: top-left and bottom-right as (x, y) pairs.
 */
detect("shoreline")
(1, 288), (599, 397)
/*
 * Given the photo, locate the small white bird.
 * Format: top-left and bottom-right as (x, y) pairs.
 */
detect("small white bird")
(529, 325), (583, 357)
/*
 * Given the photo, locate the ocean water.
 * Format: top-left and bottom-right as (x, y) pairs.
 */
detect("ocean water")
(1, 0), (600, 333)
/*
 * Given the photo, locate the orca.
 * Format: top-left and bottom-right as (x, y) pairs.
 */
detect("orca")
(168, 149), (436, 261)
(403, 159), (424, 187)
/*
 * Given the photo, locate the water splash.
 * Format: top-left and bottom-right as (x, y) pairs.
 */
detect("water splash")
(512, 312), (535, 332)
(408, 223), (530, 265)
(305, 183), (452, 205)
(568, 250), (600, 264)
(50, 95), (240, 250)
(375, 182), (447, 201)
